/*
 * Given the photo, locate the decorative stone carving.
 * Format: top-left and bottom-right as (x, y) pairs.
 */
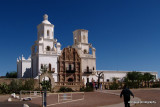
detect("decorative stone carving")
(58, 47), (82, 84)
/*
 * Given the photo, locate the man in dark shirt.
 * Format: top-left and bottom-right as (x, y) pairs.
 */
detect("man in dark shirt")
(120, 85), (134, 107)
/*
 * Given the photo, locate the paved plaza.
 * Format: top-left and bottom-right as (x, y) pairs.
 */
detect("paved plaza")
(0, 88), (159, 107)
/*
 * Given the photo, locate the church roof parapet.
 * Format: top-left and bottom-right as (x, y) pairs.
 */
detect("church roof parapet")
(17, 55), (31, 62)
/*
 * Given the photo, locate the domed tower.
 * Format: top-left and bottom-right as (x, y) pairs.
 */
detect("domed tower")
(31, 14), (61, 81)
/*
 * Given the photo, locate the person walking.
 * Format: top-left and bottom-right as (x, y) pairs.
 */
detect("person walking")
(120, 85), (134, 107)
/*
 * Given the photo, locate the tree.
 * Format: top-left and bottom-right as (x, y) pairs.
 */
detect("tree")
(23, 79), (35, 90)
(6, 71), (17, 78)
(9, 80), (23, 93)
(137, 73), (143, 88)
(125, 71), (143, 88)
(40, 80), (51, 91)
(112, 77), (118, 83)
(96, 71), (104, 88)
(143, 73), (154, 87)
(109, 77), (119, 90)
(0, 83), (9, 94)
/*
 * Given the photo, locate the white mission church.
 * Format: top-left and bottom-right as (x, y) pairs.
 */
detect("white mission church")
(17, 14), (158, 85)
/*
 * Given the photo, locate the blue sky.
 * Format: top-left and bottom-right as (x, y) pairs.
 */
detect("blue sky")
(0, 0), (160, 76)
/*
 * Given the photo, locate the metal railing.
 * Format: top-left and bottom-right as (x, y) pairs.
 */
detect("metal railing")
(57, 92), (84, 103)
(83, 69), (93, 74)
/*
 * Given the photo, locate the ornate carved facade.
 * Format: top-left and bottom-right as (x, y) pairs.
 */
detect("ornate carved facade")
(58, 47), (82, 83)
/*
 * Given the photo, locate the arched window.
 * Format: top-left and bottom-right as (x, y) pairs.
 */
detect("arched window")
(84, 49), (87, 54)
(87, 66), (89, 72)
(68, 78), (73, 82)
(41, 64), (43, 69)
(83, 35), (86, 42)
(49, 63), (51, 71)
(69, 64), (72, 71)
(46, 46), (51, 51)
(47, 30), (49, 36)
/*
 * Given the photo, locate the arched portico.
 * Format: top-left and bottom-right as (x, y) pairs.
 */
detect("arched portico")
(39, 72), (55, 90)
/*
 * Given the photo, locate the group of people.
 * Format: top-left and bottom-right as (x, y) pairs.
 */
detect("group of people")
(92, 82), (103, 90)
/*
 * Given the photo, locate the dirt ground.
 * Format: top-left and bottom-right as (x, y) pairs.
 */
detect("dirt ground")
(0, 88), (160, 107)
(0, 92), (122, 107)
(131, 89), (160, 107)
(101, 88), (160, 107)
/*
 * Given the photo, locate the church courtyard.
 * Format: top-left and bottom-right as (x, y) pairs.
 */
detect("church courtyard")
(0, 88), (159, 107)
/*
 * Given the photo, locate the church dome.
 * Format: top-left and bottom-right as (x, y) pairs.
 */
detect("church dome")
(42, 14), (51, 24)
(57, 42), (61, 46)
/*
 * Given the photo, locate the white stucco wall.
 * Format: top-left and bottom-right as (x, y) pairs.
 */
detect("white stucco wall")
(21, 60), (31, 78)
(43, 39), (54, 52)
(97, 70), (159, 82)
(17, 58), (31, 78)
(38, 54), (58, 82)
(81, 31), (88, 43)
(44, 25), (54, 39)
(81, 44), (89, 54)
(82, 75), (98, 84)
(81, 58), (96, 73)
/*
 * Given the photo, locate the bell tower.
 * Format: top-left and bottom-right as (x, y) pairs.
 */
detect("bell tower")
(31, 14), (61, 80)
(72, 29), (96, 85)
(73, 29), (88, 44)
(37, 14), (54, 40)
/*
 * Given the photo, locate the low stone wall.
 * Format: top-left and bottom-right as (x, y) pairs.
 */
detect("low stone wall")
(53, 84), (82, 92)
(0, 78), (39, 89)
(0, 78), (83, 92)
(53, 82), (84, 92)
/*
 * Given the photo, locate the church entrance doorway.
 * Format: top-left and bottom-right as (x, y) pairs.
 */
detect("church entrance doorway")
(41, 76), (51, 91)
(39, 72), (55, 91)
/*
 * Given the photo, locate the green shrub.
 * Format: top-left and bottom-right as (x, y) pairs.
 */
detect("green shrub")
(0, 83), (10, 94)
(58, 86), (73, 92)
(40, 80), (51, 91)
(66, 87), (73, 92)
(9, 80), (23, 94)
(0, 79), (36, 94)
(80, 87), (85, 92)
(152, 83), (160, 88)
(80, 85), (94, 92)
(6, 71), (17, 78)
(109, 82), (119, 90)
(23, 79), (35, 90)
(85, 86), (94, 92)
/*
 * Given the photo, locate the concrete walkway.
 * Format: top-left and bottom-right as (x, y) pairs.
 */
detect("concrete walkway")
(96, 90), (141, 107)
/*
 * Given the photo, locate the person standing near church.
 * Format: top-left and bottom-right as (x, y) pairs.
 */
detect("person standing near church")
(100, 83), (102, 90)
(95, 83), (98, 90)
(92, 82), (95, 90)
(120, 85), (134, 107)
